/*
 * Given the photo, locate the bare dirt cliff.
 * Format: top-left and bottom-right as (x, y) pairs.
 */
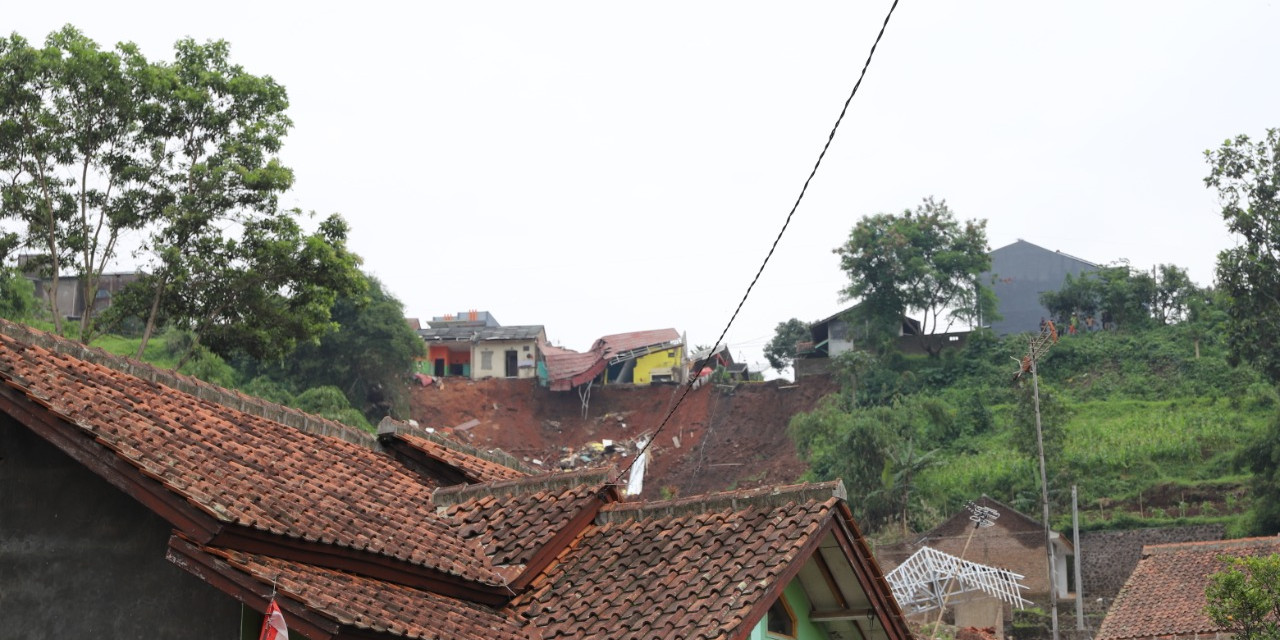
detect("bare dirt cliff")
(407, 375), (838, 499)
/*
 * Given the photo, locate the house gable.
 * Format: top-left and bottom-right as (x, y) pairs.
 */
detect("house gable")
(985, 239), (1098, 336)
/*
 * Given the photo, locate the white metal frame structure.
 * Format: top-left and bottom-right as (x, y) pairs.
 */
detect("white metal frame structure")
(884, 546), (1033, 615)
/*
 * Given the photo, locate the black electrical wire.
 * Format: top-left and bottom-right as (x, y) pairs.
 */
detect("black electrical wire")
(610, 0), (903, 491)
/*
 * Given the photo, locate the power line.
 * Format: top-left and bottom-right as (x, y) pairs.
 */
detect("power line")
(610, 0), (903, 490)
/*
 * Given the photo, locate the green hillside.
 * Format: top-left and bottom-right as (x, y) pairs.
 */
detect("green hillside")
(790, 322), (1272, 538)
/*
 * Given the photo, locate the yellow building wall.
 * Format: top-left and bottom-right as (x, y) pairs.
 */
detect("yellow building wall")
(633, 347), (682, 385)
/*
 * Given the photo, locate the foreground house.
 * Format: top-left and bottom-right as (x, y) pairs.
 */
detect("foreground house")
(1096, 536), (1280, 640)
(0, 320), (910, 640)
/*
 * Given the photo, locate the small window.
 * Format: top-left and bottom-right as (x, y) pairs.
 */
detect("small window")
(480, 351), (493, 370)
(523, 345), (530, 351)
(667, 350), (675, 357)
(767, 596), (796, 638)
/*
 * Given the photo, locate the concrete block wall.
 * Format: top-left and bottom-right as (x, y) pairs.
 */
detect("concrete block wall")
(1078, 524), (1224, 599)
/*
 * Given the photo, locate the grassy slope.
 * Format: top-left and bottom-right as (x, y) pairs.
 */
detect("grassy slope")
(852, 324), (1270, 535)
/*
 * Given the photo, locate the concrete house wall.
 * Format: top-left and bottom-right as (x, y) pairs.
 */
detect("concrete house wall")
(632, 346), (682, 385)
(985, 240), (1097, 336)
(472, 340), (539, 380)
(0, 417), (241, 638)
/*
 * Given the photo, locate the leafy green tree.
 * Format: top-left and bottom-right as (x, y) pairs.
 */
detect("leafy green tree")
(1205, 553), (1280, 640)
(1207, 129), (1280, 382)
(834, 197), (995, 356)
(791, 394), (950, 531)
(1040, 262), (1170, 331)
(764, 317), (811, 372)
(108, 211), (364, 368)
(275, 275), (425, 421)
(126, 36), (293, 357)
(0, 27), (158, 340)
(1153, 264), (1196, 325)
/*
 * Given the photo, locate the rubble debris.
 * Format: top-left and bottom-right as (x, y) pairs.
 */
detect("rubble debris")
(552, 434), (651, 472)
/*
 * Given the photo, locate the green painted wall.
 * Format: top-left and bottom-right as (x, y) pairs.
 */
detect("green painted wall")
(750, 578), (830, 640)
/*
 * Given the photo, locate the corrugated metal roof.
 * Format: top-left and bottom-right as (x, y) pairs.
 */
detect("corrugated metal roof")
(544, 329), (681, 391)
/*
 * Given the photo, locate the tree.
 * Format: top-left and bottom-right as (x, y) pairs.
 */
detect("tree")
(1206, 129), (1280, 383)
(106, 211), (364, 368)
(764, 318), (811, 372)
(790, 394), (949, 532)
(1039, 262), (1162, 331)
(128, 36), (293, 357)
(1205, 553), (1280, 640)
(834, 197), (995, 356)
(1153, 263), (1196, 325)
(0, 27), (158, 340)
(274, 275), (426, 421)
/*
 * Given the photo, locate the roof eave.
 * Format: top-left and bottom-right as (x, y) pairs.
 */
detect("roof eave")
(167, 535), (343, 640)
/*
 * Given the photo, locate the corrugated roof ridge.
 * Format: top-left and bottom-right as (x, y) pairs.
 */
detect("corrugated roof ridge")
(1142, 534), (1280, 555)
(597, 480), (847, 523)
(0, 319), (375, 448)
(432, 467), (614, 508)
(377, 417), (533, 474)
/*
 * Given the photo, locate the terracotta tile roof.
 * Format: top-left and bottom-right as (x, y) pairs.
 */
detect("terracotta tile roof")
(435, 469), (612, 569)
(398, 433), (528, 483)
(543, 349), (607, 391)
(0, 329), (505, 589)
(512, 482), (842, 640)
(1097, 536), (1280, 640)
(187, 542), (538, 640)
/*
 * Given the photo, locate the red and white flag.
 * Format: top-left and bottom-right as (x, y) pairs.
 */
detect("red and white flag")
(259, 598), (290, 640)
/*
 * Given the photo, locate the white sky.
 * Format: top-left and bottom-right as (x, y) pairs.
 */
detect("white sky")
(9, 2), (1277, 376)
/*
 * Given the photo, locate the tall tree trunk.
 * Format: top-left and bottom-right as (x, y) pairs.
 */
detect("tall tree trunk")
(135, 273), (167, 359)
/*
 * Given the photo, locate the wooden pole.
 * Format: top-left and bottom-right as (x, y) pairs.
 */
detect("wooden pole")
(1031, 356), (1060, 640)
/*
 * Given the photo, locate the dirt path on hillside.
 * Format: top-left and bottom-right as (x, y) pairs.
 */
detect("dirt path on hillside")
(407, 375), (838, 499)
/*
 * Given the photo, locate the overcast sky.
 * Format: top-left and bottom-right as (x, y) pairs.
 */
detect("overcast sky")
(9, 2), (1278, 376)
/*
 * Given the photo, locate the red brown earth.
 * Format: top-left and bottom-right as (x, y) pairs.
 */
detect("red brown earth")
(407, 375), (838, 499)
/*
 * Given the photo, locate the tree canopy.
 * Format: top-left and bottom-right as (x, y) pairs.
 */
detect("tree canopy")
(273, 275), (426, 421)
(1206, 129), (1280, 383)
(0, 26), (300, 346)
(764, 318), (810, 373)
(1205, 553), (1280, 640)
(1039, 262), (1198, 331)
(833, 197), (995, 354)
(0, 27), (158, 339)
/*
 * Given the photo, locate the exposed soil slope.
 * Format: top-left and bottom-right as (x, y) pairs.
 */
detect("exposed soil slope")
(407, 375), (837, 499)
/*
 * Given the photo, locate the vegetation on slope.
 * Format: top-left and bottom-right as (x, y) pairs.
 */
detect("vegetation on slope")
(791, 318), (1273, 538)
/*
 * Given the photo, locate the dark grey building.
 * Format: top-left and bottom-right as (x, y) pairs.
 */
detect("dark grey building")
(984, 239), (1097, 336)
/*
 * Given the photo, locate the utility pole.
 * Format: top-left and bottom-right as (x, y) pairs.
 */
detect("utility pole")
(1073, 484), (1085, 633)
(1016, 321), (1060, 640)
